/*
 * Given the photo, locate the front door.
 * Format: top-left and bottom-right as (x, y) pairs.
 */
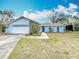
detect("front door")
(42, 26), (45, 32)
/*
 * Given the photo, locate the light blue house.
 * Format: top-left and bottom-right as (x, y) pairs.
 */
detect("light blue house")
(5, 16), (39, 34)
(5, 16), (65, 34)
(40, 23), (65, 32)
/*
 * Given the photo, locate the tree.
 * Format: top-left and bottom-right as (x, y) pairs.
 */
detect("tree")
(48, 10), (67, 23)
(73, 23), (79, 31)
(0, 10), (14, 32)
(48, 10), (57, 23)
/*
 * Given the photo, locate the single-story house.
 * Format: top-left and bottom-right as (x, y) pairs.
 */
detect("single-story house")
(5, 16), (39, 35)
(40, 23), (66, 32)
(5, 16), (73, 34)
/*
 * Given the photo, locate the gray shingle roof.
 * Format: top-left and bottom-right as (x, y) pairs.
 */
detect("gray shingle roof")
(8, 16), (39, 25)
(40, 23), (65, 26)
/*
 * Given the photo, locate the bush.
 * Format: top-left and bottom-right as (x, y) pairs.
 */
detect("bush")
(2, 25), (7, 32)
(31, 22), (39, 34)
(73, 23), (79, 31)
(0, 24), (7, 32)
(32, 26), (39, 34)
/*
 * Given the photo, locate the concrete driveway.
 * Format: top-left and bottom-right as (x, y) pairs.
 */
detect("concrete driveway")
(0, 35), (21, 59)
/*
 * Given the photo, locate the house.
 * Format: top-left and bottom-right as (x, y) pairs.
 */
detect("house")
(40, 23), (65, 32)
(5, 16), (39, 35)
(5, 16), (73, 34)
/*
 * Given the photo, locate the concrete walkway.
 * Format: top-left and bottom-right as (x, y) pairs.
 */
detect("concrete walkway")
(23, 32), (49, 39)
(0, 35), (21, 59)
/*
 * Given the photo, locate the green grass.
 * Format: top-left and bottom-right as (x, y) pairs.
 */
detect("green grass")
(31, 33), (41, 36)
(8, 31), (79, 59)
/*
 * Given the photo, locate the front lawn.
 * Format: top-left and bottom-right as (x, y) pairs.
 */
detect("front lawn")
(8, 31), (79, 59)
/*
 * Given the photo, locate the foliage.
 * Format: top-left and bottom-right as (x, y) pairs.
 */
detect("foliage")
(0, 10), (14, 32)
(48, 10), (68, 23)
(73, 23), (79, 31)
(0, 24), (7, 32)
(31, 22), (39, 34)
(48, 9), (79, 27)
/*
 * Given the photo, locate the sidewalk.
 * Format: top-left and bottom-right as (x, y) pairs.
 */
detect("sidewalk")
(22, 32), (49, 39)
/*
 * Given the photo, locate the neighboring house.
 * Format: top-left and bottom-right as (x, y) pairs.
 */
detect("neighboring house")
(5, 16), (39, 34)
(40, 23), (65, 32)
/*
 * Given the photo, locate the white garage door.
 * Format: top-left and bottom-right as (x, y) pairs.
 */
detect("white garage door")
(11, 26), (30, 34)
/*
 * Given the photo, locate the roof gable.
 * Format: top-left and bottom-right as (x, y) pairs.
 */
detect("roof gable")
(8, 16), (39, 25)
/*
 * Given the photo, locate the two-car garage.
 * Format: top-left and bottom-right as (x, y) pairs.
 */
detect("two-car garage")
(5, 16), (39, 35)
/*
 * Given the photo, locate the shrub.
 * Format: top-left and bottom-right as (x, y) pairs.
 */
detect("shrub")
(73, 23), (79, 31)
(32, 26), (39, 34)
(31, 22), (39, 34)
(0, 24), (7, 32)
(2, 25), (6, 32)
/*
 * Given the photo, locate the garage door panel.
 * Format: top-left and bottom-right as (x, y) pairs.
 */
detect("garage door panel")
(11, 27), (29, 34)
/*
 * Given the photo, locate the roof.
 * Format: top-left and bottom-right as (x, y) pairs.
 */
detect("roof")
(40, 23), (65, 26)
(8, 16), (39, 25)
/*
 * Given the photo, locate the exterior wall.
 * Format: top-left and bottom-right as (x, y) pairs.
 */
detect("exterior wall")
(44, 27), (49, 32)
(40, 26), (49, 32)
(5, 18), (30, 34)
(51, 26), (58, 32)
(59, 26), (65, 32)
(40, 27), (42, 32)
(40, 26), (65, 32)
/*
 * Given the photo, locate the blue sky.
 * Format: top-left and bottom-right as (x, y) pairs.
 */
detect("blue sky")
(0, 0), (79, 23)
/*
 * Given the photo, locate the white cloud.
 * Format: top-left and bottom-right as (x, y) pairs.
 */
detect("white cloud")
(57, 5), (65, 11)
(23, 3), (79, 20)
(56, 3), (79, 16)
(23, 9), (52, 20)
(69, 3), (78, 9)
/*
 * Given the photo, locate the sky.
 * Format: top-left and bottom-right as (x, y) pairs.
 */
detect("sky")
(0, 0), (79, 23)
